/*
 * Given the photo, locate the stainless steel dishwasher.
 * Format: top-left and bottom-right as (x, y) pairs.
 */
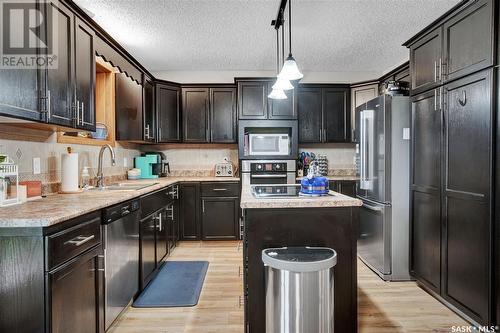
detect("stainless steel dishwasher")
(102, 199), (140, 330)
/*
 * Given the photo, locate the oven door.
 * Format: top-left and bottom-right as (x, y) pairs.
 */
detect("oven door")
(242, 172), (295, 185)
(249, 134), (289, 156)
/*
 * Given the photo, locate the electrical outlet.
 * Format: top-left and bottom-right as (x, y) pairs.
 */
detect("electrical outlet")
(33, 157), (41, 175)
(123, 157), (128, 168)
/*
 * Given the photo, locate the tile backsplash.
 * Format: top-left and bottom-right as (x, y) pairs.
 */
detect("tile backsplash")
(147, 145), (239, 175)
(299, 144), (356, 174)
(0, 124), (357, 193)
(0, 126), (140, 191)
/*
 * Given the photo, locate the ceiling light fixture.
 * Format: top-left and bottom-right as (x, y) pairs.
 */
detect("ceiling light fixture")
(278, 0), (303, 81)
(268, 15), (289, 100)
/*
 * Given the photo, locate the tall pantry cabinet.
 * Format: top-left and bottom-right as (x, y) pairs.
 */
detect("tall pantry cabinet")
(404, 0), (497, 326)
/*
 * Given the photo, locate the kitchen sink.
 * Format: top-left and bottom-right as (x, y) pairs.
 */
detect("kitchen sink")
(90, 182), (159, 191)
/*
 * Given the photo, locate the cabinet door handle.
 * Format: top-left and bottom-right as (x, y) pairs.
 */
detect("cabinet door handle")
(458, 90), (467, 106)
(434, 89), (437, 111)
(438, 58), (443, 81)
(202, 199), (205, 213)
(158, 127), (162, 141)
(47, 90), (51, 119)
(64, 234), (95, 246)
(76, 100), (80, 125)
(434, 60), (438, 82)
(323, 129), (327, 142)
(80, 102), (84, 125)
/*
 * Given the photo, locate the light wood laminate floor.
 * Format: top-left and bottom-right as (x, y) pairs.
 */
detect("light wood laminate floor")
(109, 241), (467, 333)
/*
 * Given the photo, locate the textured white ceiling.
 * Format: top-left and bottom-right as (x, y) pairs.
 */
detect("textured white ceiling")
(75, 0), (459, 76)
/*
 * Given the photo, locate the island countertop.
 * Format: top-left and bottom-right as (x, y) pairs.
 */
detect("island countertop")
(0, 177), (240, 228)
(240, 185), (362, 209)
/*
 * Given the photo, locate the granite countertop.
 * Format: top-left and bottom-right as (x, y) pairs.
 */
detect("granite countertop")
(240, 186), (362, 209)
(0, 177), (240, 228)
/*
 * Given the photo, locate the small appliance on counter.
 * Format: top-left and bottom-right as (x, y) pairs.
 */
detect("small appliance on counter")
(135, 152), (170, 179)
(384, 80), (410, 96)
(215, 157), (234, 177)
(300, 162), (329, 196)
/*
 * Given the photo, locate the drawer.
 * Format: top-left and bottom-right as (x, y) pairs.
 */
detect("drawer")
(201, 182), (239, 197)
(46, 214), (101, 270)
(141, 185), (177, 217)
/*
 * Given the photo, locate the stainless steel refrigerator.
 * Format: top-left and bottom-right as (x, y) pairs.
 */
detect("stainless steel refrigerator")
(355, 95), (411, 281)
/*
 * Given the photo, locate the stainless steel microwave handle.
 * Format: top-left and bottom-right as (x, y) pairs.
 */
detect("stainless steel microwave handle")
(250, 174), (287, 178)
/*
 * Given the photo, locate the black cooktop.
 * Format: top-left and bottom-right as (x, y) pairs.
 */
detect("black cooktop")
(251, 184), (301, 198)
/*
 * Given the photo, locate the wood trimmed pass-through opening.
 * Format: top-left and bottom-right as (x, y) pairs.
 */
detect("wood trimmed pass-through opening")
(57, 56), (117, 147)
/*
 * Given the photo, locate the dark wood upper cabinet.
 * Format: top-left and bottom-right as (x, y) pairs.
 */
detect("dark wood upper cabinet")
(210, 87), (236, 143)
(323, 87), (350, 142)
(410, 89), (442, 293)
(408, 0), (494, 95)
(237, 81), (268, 119)
(297, 85), (351, 143)
(298, 87), (322, 143)
(182, 87), (209, 142)
(267, 83), (297, 120)
(115, 73), (143, 141)
(74, 17), (96, 131)
(143, 79), (155, 142)
(409, 27), (442, 95)
(351, 83), (378, 141)
(443, 0), (493, 82)
(442, 70), (492, 324)
(156, 83), (181, 143)
(44, 0), (74, 128)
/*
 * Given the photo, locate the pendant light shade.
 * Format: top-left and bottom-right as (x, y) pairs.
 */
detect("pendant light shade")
(272, 75), (294, 91)
(268, 88), (287, 100)
(278, 55), (303, 80)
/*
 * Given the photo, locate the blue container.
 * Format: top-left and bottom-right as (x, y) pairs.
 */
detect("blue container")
(300, 176), (330, 196)
(91, 123), (108, 140)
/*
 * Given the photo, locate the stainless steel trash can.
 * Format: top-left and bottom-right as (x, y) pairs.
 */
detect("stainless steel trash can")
(262, 246), (337, 333)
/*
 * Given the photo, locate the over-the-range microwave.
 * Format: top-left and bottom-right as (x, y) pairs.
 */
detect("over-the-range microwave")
(248, 133), (290, 156)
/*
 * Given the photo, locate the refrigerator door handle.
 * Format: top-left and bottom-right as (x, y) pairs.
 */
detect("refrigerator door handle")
(360, 110), (366, 189)
(362, 202), (383, 212)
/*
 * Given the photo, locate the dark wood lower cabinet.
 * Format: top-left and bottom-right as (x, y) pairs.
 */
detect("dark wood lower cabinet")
(180, 182), (201, 240)
(48, 246), (103, 333)
(410, 69), (493, 325)
(243, 207), (358, 333)
(442, 70), (492, 324)
(0, 211), (104, 333)
(329, 180), (356, 197)
(156, 209), (168, 265)
(140, 214), (157, 288)
(201, 197), (239, 240)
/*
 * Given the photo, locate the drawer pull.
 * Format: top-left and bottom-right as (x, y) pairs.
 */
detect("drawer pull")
(212, 188), (228, 191)
(64, 235), (95, 247)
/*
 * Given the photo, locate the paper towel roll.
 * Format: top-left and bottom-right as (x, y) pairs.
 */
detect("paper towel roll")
(61, 153), (79, 192)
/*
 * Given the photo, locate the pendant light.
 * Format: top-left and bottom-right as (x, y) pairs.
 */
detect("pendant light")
(272, 23), (294, 91)
(278, 0), (303, 80)
(268, 19), (289, 100)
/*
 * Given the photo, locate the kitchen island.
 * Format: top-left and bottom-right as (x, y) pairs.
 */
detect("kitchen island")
(240, 186), (362, 333)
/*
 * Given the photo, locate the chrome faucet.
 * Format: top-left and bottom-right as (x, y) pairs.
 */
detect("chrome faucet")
(96, 144), (116, 189)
